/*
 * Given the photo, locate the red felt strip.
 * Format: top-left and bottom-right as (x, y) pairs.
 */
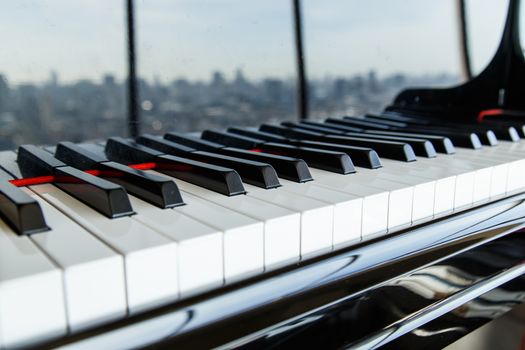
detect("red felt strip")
(9, 175), (56, 187)
(477, 108), (504, 122)
(8, 162), (159, 187)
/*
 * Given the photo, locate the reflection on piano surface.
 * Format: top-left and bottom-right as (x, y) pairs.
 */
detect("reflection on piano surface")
(2, 0), (525, 349)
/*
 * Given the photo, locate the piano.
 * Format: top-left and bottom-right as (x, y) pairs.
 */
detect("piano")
(2, 1), (525, 349)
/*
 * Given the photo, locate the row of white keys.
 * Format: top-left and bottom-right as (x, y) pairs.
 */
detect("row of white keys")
(137, 185), (265, 281)
(381, 155), (480, 211)
(349, 167), (436, 223)
(173, 180), (301, 270)
(276, 179), (363, 248)
(455, 141), (525, 194)
(30, 183), (179, 315)
(156, 174), (310, 262)
(411, 156), (482, 209)
(451, 150), (509, 199)
(172, 191), (265, 279)
(378, 159), (457, 217)
(495, 141), (525, 192)
(241, 183), (335, 257)
(448, 145), (520, 199)
(308, 168), (413, 233)
(301, 172), (390, 237)
(128, 196), (223, 296)
(26, 187), (127, 332)
(157, 169), (362, 257)
(0, 220), (66, 349)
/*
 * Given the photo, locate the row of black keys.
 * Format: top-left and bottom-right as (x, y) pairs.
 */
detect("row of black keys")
(1, 112), (523, 236)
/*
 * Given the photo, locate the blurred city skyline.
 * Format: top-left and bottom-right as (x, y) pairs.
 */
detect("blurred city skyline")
(0, 0), (513, 84)
(0, 66), (457, 148)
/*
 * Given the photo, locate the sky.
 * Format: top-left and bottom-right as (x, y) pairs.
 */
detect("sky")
(0, 0), (515, 84)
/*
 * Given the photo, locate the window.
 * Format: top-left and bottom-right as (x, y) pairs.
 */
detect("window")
(465, 0), (509, 76)
(135, 0), (297, 134)
(0, 1), (127, 149)
(302, 0), (461, 118)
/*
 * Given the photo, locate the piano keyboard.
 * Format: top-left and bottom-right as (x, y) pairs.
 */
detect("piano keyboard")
(1, 115), (525, 348)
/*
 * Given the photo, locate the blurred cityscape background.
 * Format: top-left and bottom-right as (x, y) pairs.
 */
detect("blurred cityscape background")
(0, 70), (457, 149)
(0, 0), (511, 149)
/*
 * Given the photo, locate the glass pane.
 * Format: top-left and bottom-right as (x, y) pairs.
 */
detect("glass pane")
(465, 0), (509, 75)
(0, 1), (127, 149)
(302, 0), (461, 117)
(135, 0), (297, 134)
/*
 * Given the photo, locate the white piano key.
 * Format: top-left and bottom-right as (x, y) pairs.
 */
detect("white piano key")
(411, 157), (477, 209)
(378, 159), (457, 217)
(0, 221), (67, 349)
(173, 191), (264, 281)
(243, 183), (334, 257)
(353, 167), (436, 223)
(451, 150), (512, 198)
(154, 173), (300, 269)
(278, 179), (363, 247)
(309, 168), (413, 232)
(302, 171), (389, 237)
(128, 196), (223, 297)
(422, 158), (487, 207)
(455, 144), (525, 194)
(26, 187), (127, 332)
(31, 184), (179, 314)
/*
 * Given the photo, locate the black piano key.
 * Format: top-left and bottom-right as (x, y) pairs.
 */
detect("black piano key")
(54, 142), (106, 170)
(199, 130), (354, 174)
(281, 121), (346, 135)
(341, 132), (436, 158)
(56, 141), (185, 208)
(137, 135), (196, 156)
(105, 137), (163, 164)
(0, 169), (49, 235)
(372, 112), (432, 125)
(300, 120), (363, 132)
(376, 113), (499, 146)
(96, 161), (184, 208)
(227, 127), (289, 143)
(452, 124), (519, 142)
(463, 128), (497, 146)
(17, 145), (65, 178)
(164, 132), (224, 152)
(259, 143), (355, 174)
(260, 123), (416, 162)
(17, 145), (134, 218)
(326, 117), (390, 130)
(156, 155), (246, 196)
(201, 130), (264, 149)
(374, 113), (514, 142)
(54, 166), (135, 218)
(483, 120), (525, 138)
(259, 124), (322, 140)
(106, 137), (246, 196)
(388, 127), (483, 149)
(285, 121), (435, 158)
(77, 143), (112, 159)
(317, 121), (371, 133)
(187, 152), (281, 189)
(364, 130), (455, 154)
(320, 135), (417, 162)
(362, 115), (410, 128)
(218, 148), (313, 183)
(410, 126), (498, 146)
(288, 140), (382, 169)
(137, 136), (281, 189)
